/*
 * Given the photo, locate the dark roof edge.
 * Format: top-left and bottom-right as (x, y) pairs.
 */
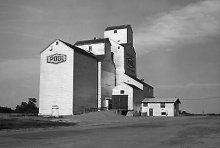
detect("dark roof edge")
(125, 82), (142, 90)
(60, 40), (98, 60)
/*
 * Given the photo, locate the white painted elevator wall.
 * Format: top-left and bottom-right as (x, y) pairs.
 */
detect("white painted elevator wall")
(108, 39), (125, 85)
(39, 40), (74, 116)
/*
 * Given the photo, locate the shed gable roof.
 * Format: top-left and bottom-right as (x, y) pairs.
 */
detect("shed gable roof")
(142, 98), (181, 104)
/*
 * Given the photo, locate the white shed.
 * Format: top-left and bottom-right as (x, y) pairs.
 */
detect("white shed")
(141, 98), (181, 117)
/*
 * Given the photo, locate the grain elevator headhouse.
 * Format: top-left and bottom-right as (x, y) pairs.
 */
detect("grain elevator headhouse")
(104, 25), (137, 80)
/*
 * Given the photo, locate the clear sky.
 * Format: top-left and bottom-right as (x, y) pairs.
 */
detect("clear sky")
(0, 0), (219, 114)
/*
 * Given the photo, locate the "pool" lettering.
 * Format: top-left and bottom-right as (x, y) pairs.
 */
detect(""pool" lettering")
(47, 54), (67, 64)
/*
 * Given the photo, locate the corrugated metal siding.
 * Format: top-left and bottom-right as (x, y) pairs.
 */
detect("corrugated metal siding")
(101, 70), (115, 106)
(127, 26), (133, 47)
(73, 51), (98, 114)
(101, 48), (116, 105)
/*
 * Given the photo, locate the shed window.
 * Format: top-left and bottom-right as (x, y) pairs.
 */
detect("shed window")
(118, 46), (120, 49)
(89, 46), (92, 52)
(114, 30), (117, 33)
(56, 41), (59, 45)
(120, 90), (124, 94)
(161, 103), (165, 108)
(161, 112), (166, 115)
(143, 102), (148, 107)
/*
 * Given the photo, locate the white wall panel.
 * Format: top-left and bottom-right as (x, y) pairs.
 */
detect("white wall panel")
(142, 103), (175, 117)
(104, 28), (128, 44)
(76, 43), (105, 55)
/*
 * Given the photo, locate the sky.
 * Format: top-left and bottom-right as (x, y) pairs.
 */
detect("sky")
(0, 0), (219, 114)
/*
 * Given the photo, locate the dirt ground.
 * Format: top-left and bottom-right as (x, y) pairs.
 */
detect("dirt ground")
(0, 111), (220, 148)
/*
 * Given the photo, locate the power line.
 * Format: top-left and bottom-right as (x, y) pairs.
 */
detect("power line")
(181, 96), (220, 101)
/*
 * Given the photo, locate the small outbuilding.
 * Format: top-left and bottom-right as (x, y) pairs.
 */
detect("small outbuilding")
(112, 82), (153, 116)
(141, 98), (181, 117)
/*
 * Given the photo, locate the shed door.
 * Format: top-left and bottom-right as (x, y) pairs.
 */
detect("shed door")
(149, 108), (153, 116)
(112, 95), (128, 110)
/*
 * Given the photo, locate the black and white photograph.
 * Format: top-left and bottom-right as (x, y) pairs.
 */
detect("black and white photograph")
(0, 0), (220, 147)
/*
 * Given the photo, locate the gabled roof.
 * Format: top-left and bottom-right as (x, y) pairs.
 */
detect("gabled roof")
(74, 38), (111, 46)
(125, 73), (153, 88)
(142, 98), (181, 104)
(105, 24), (132, 32)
